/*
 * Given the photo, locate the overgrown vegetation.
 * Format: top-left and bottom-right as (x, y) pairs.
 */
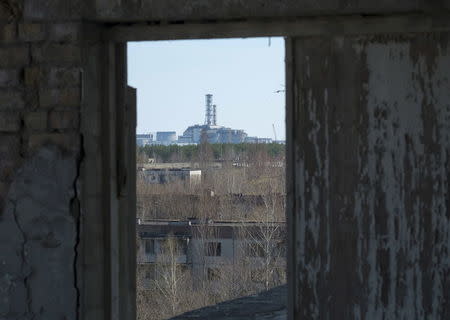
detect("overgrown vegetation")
(136, 143), (286, 319)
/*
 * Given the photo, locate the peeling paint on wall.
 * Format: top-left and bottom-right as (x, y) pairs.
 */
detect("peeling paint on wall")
(293, 33), (450, 319)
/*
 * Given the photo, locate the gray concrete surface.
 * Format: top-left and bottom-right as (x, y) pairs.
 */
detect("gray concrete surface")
(171, 285), (287, 320)
(0, 1), (449, 319)
(91, 0), (450, 22)
(0, 146), (79, 319)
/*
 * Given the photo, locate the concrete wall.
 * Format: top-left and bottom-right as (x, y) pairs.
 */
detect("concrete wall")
(0, 3), (84, 319)
(0, 0), (449, 320)
(90, 0), (450, 22)
(289, 33), (450, 318)
(0, 146), (79, 319)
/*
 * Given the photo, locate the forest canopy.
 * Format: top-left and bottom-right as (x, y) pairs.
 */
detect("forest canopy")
(137, 143), (285, 163)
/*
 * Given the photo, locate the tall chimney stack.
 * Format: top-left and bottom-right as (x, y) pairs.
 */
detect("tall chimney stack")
(212, 105), (217, 126)
(205, 94), (213, 126)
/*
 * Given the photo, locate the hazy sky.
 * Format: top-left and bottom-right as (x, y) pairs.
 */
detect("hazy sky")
(127, 37), (285, 140)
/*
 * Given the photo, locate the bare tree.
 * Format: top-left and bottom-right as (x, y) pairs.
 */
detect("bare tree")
(136, 143), (287, 319)
(152, 235), (191, 318)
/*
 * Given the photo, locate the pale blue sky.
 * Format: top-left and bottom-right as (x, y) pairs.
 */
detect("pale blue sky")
(127, 38), (285, 140)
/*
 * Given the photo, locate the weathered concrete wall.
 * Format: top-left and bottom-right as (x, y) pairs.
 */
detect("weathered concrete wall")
(16, 0), (450, 22)
(90, 0), (450, 22)
(290, 32), (450, 319)
(0, 146), (79, 319)
(1, 1), (450, 320)
(0, 2), (84, 319)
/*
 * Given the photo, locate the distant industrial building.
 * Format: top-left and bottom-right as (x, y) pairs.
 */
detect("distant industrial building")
(178, 94), (248, 144)
(137, 94), (279, 146)
(138, 168), (201, 186)
(155, 131), (177, 145)
(136, 133), (153, 146)
(244, 137), (273, 144)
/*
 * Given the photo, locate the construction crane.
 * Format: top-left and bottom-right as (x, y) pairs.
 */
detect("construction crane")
(272, 124), (277, 142)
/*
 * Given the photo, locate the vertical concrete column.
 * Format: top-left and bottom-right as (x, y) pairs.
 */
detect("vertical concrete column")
(289, 33), (450, 319)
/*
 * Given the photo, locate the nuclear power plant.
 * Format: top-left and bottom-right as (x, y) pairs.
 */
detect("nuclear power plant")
(138, 94), (279, 146)
(178, 94), (249, 144)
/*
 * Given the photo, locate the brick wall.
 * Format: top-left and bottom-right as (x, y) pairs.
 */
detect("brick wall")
(0, 12), (82, 197)
(0, 3), (82, 319)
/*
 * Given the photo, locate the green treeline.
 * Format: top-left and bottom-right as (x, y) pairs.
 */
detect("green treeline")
(138, 143), (285, 163)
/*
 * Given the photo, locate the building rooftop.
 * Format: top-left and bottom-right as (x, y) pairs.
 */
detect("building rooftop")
(171, 285), (287, 320)
(137, 219), (286, 227)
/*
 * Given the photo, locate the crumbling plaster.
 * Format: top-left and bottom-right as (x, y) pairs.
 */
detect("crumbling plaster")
(0, 146), (79, 319)
(0, 1), (449, 320)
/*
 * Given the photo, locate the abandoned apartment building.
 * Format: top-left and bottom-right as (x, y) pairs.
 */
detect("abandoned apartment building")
(138, 163), (202, 186)
(136, 219), (286, 289)
(1, 1), (449, 320)
(137, 192), (286, 221)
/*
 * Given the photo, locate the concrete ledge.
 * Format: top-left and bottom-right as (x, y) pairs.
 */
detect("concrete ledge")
(171, 285), (287, 320)
(94, 0), (450, 22)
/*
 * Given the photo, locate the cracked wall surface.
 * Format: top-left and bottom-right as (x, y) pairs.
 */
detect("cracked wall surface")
(0, 1), (83, 319)
(1, 1), (450, 320)
(0, 146), (79, 319)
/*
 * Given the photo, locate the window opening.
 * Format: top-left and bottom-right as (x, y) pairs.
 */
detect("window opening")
(144, 239), (155, 255)
(129, 38), (286, 319)
(205, 242), (222, 256)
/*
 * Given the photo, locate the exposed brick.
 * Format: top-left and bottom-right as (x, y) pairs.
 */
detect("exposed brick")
(46, 68), (81, 87)
(0, 69), (21, 87)
(0, 111), (21, 132)
(0, 23), (17, 42)
(24, 111), (47, 130)
(48, 110), (79, 130)
(39, 88), (80, 108)
(18, 23), (46, 42)
(24, 0), (83, 20)
(28, 132), (80, 152)
(32, 44), (81, 66)
(24, 66), (40, 86)
(25, 67), (81, 88)
(48, 23), (81, 42)
(0, 6), (11, 21)
(0, 134), (20, 154)
(0, 90), (24, 110)
(0, 46), (29, 68)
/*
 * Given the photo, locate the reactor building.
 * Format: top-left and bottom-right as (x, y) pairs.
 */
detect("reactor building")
(178, 94), (248, 144)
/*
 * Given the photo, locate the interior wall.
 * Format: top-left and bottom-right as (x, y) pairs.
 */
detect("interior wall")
(0, 3), (84, 319)
(289, 32), (450, 319)
(0, 1), (449, 320)
(90, 0), (450, 22)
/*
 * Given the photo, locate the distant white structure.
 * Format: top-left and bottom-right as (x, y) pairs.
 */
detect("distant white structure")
(137, 95), (280, 146)
(244, 137), (273, 144)
(136, 133), (153, 146)
(178, 94), (248, 144)
(156, 131), (177, 145)
(139, 168), (201, 186)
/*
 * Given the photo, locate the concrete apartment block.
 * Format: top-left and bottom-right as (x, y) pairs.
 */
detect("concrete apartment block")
(0, 1), (449, 320)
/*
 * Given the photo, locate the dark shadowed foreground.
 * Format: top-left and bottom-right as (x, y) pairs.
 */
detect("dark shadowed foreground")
(171, 285), (287, 320)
